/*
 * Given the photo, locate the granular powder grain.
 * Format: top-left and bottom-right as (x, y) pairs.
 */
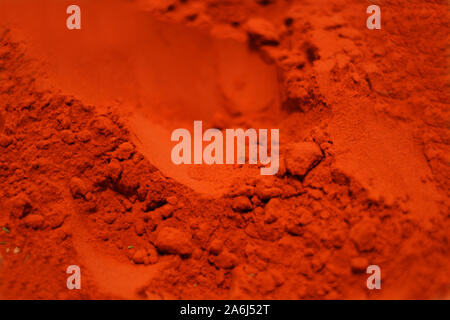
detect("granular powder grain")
(0, 0), (448, 299)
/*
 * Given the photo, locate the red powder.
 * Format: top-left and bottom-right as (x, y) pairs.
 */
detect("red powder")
(0, 0), (448, 299)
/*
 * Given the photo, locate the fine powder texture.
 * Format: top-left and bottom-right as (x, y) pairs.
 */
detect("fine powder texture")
(0, 0), (449, 299)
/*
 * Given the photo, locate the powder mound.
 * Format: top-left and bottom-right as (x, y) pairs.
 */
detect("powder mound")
(245, 18), (279, 46)
(154, 227), (193, 257)
(263, 198), (280, 224)
(113, 142), (135, 161)
(132, 249), (147, 264)
(285, 142), (323, 178)
(211, 251), (239, 269)
(208, 239), (224, 255)
(350, 218), (378, 252)
(0, 134), (13, 148)
(69, 177), (89, 199)
(10, 194), (32, 219)
(0, 1), (449, 300)
(132, 247), (158, 265)
(231, 196), (253, 212)
(351, 257), (369, 273)
(23, 214), (45, 230)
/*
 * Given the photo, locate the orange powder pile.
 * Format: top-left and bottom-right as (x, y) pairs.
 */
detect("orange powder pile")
(0, 0), (449, 299)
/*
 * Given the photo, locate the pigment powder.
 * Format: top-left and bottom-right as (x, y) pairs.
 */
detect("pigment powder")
(0, 0), (448, 299)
